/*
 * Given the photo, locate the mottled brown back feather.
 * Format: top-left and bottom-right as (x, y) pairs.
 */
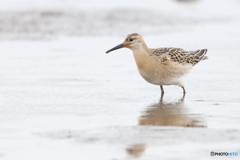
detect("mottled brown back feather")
(150, 47), (208, 66)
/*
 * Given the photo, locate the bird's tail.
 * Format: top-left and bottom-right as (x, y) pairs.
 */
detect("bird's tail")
(197, 49), (208, 61)
(187, 49), (208, 66)
(201, 56), (208, 60)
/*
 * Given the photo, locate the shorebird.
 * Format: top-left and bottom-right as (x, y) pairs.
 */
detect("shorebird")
(106, 33), (208, 95)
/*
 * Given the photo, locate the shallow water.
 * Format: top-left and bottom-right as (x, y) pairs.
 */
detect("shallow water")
(0, 31), (240, 159)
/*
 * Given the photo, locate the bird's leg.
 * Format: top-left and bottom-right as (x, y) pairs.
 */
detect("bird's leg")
(159, 85), (164, 103)
(181, 92), (186, 102)
(181, 86), (186, 95)
(160, 85), (164, 94)
(159, 93), (164, 103)
(160, 85), (164, 102)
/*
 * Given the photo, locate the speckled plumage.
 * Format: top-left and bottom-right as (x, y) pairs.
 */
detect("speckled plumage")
(150, 47), (208, 66)
(106, 33), (208, 94)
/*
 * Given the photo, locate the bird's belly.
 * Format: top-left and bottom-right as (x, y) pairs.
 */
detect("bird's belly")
(139, 71), (183, 85)
(137, 62), (192, 86)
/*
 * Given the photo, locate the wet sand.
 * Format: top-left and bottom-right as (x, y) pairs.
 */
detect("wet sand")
(1, 30), (240, 159)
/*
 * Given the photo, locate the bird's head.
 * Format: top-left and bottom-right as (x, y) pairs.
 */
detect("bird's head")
(106, 33), (144, 53)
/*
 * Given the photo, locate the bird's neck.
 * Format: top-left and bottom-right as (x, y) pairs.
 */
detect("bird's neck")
(132, 42), (150, 56)
(131, 42), (152, 72)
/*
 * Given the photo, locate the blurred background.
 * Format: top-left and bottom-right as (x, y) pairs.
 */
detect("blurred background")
(0, 0), (239, 40)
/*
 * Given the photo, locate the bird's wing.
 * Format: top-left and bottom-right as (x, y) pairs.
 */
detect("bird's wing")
(150, 47), (208, 66)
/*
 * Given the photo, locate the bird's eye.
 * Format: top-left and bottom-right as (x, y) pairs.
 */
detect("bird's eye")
(128, 38), (134, 42)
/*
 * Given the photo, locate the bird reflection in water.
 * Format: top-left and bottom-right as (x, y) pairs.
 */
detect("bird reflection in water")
(139, 94), (206, 127)
(126, 144), (145, 158)
(126, 95), (206, 158)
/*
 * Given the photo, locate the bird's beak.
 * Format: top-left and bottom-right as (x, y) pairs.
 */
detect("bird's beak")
(106, 43), (124, 54)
